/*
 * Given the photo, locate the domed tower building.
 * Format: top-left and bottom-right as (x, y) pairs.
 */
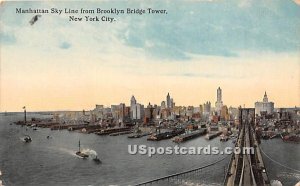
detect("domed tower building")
(255, 91), (274, 116)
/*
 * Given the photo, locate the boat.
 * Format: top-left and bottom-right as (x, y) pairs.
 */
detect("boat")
(282, 135), (300, 143)
(93, 156), (102, 164)
(75, 140), (89, 158)
(220, 134), (229, 142)
(24, 135), (32, 143)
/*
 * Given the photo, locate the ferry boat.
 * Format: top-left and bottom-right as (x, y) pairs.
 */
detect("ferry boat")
(75, 140), (89, 158)
(23, 135), (32, 143)
(220, 134), (229, 142)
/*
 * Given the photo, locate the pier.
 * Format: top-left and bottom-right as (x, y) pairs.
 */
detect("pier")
(205, 131), (222, 140)
(173, 129), (207, 143)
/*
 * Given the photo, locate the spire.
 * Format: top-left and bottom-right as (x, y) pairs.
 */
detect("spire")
(263, 91), (268, 102)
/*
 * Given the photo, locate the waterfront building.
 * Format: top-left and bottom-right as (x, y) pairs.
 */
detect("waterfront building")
(255, 92), (274, 116)
(93, 104), (104, 119)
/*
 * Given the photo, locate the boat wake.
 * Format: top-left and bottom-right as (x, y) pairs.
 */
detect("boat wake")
(56, 147), (77, 157)
(270, 180), (283, 186)
(0, 170), (3, 186)
(19, 137), (25, 142)
(81, 149), (98, 159)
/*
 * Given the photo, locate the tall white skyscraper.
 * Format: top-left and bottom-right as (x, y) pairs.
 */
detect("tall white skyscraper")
(215, 87), (223, 113)
(130, 95), (137, 118)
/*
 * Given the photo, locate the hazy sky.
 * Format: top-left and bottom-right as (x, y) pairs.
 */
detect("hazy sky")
(0, 0), (299, 111)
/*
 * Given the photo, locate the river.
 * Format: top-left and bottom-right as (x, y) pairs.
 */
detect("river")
(0, 113), (299, 186)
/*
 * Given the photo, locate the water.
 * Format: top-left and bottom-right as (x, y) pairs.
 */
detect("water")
(0, 113), (299, 186)
(260, 138), (300, 186)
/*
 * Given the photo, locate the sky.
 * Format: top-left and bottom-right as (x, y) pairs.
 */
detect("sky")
(0, 0), (299, 111)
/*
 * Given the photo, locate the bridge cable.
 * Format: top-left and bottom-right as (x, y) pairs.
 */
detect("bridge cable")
(133, 154), (230, 186)
(260, 147), (300, 173)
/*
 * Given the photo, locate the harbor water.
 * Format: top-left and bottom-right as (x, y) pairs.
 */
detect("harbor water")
(0, 113), (299, 186)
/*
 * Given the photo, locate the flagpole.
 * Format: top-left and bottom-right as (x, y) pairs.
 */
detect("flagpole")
(23, 106), (26, 125)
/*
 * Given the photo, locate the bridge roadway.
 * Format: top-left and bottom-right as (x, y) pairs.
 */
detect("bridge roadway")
(224, 108), (270, 186)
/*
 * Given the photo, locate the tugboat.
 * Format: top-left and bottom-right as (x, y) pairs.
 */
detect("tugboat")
(93, 156), (102, 164)
(220, 134), (229, 142)
(75, 140), (89, 159)
(24, 135), (32, 143)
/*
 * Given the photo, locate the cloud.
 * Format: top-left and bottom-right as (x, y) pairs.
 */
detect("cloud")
(59, 42), (71, 49)
(293, 0), (300, 5)
(238, 0), (253, 8)
(166, 72), (246, 79)
(0, 32), (16, 45)
(1, 0), (300, 60)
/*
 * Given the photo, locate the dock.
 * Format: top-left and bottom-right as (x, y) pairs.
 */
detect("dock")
(128, 132), (150, 138)
(205, 131), (222, 140)
(109, 131), (133, 136)
(173, 129), (207, 143)
(95, 127), (131, 135)
(147, 129), (185, 141)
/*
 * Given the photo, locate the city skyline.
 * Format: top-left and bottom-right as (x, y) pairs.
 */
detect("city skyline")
(1, 89), (299, 112)
(1, 0), (300, 111)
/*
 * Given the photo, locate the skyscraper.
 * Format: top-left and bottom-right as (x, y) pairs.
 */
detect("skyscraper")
(130, 95), (137, 119)
(255, 91), (274, 116)
(215, 87), (223, 113)
(166, 92), (171, 108)
(170, 98), (174, 109)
